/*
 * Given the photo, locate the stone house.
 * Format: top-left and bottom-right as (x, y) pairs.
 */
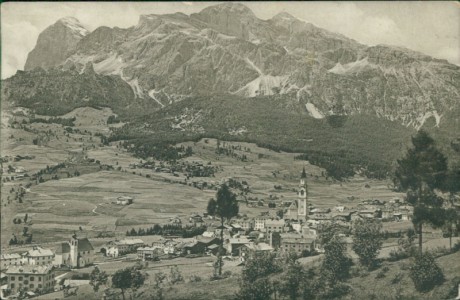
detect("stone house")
(21, 247), (54, 266)
(279, 233), (316, 255)
(137, 247), (163, 261)
(254, 218), (266, 231)
(5, 265), (55, 294)
(239, 242), (274, 261)
(105, 239), (145, 257)
(264, 219), (286, 234)
(0, 254), (22, 269)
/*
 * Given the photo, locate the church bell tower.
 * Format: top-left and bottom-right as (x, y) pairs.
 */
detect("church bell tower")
(298, 167), (308, 220)
(70, 233), (79, 268)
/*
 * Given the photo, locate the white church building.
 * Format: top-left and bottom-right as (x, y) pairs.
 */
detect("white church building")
(54, 234), (94, 268)
(285, 168), (309, 221)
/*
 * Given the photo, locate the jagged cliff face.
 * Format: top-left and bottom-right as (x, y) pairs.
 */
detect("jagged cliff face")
(17, 3), (460, 129)
(24, 17), (89, 71)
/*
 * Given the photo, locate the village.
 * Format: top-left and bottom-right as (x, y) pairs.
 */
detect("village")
(0, 167), (423, 299)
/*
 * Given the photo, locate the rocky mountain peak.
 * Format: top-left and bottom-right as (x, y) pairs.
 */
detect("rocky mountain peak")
(272, 11), (297, 21)
(56, 17), (89, 37)
(191, 3), (258, 40)
(24, 17), (90, 71)
(199, 3), (256, 17)
(17, 5), (460, 131)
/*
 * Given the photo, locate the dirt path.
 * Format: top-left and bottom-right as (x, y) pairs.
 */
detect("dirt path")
(91, 203), (104, 215)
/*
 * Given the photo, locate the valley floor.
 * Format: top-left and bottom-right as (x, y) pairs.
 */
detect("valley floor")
(1, 106), (458, 300)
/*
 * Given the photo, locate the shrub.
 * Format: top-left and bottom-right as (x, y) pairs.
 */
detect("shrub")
(189, 275), (202, 283)
(375, 270), (386, 279)
(452, 241), (460, 253)
(223, 270), (232, 278)
(432, 246), (451, 257)
(399, 262), (410, 271)
(317, 282), (351, 299)
(441, 276), (460, 299)
(391, 273), (404, 285)
(388, 249), (409, 262)
(169, 266), (184, 285)
(352, 219), (383, 269)
(409, 252), (444, 292)
(71, 273), (90, 280)
(359, 271), (369, 278)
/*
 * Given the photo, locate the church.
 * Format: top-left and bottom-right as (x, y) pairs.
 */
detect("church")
(284, 168), (309, 221)
(54, 234), (94, 268)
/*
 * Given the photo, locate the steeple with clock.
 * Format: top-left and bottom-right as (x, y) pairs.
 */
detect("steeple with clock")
(298, 167), (308, 220)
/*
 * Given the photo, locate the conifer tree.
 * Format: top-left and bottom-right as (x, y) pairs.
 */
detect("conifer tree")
(394, 130), (448, 251)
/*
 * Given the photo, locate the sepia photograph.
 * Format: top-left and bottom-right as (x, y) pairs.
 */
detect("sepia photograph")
(1, 1), (459, 299)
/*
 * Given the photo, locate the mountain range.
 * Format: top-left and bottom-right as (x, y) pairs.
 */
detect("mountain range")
(3, 2), (459, 176)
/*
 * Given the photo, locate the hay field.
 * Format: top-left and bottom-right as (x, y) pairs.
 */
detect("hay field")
(2, 107), (406, 247)
(3, 136), (406, 246)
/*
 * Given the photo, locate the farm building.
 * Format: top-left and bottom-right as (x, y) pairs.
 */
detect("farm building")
(116, 196), (133, 205)
(179, 237), (220, 255)
(189, 214), (203, 223)
(226, 237), (251, 256)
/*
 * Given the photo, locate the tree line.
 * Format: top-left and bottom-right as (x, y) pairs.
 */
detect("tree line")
(126, 224), (206, 238)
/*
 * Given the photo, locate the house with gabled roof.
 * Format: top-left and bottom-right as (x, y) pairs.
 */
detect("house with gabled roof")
(5, 265), (55, 294)
(105, 239), (145, 257)
(239, 242), (274, 261)
(0, 253), (22, 269)
(279, 232), (316, 255)
(22, 246), (54, 266)
(226, 237), (251, 256)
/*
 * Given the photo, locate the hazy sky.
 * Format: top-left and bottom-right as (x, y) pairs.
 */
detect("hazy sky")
(2, 1), (459, 79)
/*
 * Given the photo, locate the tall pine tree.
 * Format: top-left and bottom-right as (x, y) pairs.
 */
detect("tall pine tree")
(207, 184), (239, 276)
(394, 130), (447, 251)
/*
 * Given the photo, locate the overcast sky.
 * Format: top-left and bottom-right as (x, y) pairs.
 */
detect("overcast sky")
(2, 1), (459, 79)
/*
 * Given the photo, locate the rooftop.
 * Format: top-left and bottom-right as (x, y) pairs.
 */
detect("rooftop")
(76, 238), (94, 252)
(0, 253), (21, 260)
(26, 246), (54, 257)
(280, 233), (316, 244)
(5, 265), (54, 275)
(138, 247), (161, 251)
(228, 237), (251, 244)
(245, 242), (273, 251)
(113, 239), (144, 246)
(265, 219), (285, 226)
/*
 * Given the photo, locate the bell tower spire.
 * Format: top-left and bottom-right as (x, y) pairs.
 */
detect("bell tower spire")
(298, 167), (308, 220)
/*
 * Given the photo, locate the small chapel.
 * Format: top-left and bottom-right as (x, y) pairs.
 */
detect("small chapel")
(285, 167), (309, 221)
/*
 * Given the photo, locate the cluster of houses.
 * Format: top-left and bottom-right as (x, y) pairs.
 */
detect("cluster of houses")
(306, 198), (413, 229)
(0, 169), (418, 298)
(105, 170), (415, 263)
(1, 165), (28, 181)
(0, 234), (95, 296)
